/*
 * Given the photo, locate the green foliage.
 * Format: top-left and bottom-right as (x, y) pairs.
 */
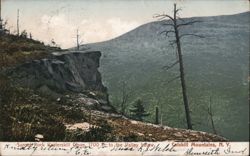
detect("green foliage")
(20, 30), (28, 38)
(89, 13), (249, 140)
(129, 98), (149, 121)
(102, 51), (248, 140)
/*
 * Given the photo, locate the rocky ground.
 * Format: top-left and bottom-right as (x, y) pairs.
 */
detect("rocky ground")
(62, 94), (227, 142)
(67, 110), (227, 141)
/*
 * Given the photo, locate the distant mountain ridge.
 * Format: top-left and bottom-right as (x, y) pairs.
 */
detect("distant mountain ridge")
(81, 12), (249, 141)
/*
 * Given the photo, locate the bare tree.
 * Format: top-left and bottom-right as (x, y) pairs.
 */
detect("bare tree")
(155, 3), (204, 129)
(17, 9), (20, 36)
(208, 96), (217, 134)
(155, 106), (159, 124)
(120, 81), (130, 115)
(76, 29), (80, 50)
(29, 33), (32, 39)
(0, 0), (2, 30)
(74, 29), (91, 51)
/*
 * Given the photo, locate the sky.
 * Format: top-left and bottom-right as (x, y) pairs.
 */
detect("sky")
(1, 0), (249, 48)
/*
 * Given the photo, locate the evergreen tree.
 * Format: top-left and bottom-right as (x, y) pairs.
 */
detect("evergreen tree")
(130, 99), (149, 121)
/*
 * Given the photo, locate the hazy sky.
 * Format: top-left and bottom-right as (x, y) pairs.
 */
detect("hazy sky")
(2, 0), (249, 48)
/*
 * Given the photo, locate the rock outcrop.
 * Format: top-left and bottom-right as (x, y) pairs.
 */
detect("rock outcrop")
(9, 51), (105, 92)
(7, 51), (115, 112)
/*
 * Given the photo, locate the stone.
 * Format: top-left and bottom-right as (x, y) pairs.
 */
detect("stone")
(76, 97), (100, 108)
(35, 134), (44, 141)
(65, 122), (97, 132)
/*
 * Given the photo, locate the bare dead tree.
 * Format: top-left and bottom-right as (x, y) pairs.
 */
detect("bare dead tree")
(0, 0), (2, 30)
(208, 96), (217, 134)
(17, 9), (20, 36)
(151, 86), (163, 126)
(29, 33), (32, 39)
(154, 3), (204, 129)
(76, 29), (80, 50)
(74, 29), (90, 51)
(120, 81), (130, 115)
(155, 106), (159, 124)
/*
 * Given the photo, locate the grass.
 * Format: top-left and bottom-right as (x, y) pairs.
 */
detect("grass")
(0, 33), (62, 68)
(0, 73), (115, 141)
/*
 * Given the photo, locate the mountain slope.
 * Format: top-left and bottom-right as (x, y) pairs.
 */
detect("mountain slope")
(82, 12), (249, 141)
(0, 33), (226, 142)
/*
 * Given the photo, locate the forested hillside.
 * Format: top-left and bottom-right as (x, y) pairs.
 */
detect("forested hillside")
(84, 12), (249, 141)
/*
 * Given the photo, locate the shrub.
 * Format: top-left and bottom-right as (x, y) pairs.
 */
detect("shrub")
(123, 133), (140, 142)
(0, 79), (66, 141)
(64, 108), (87, 123)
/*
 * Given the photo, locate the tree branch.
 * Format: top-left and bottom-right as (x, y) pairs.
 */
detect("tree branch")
(162, 60), (179, 71)
(175, 8), (182, 14)
(153, 14), (175, 22)
(169, 40), (177, 47)
(179, 33), (205, 39)
(159, 30), (175, 37)
(208, 96), (217, 134)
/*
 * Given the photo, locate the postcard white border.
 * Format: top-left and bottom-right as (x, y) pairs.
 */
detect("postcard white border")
(0, 142), (249, 156)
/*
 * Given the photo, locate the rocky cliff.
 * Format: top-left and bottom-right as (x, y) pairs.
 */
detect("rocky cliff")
(7, 51), (115, 112)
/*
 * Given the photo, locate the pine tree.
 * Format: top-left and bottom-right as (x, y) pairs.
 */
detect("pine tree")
(129, 99), (149, 121)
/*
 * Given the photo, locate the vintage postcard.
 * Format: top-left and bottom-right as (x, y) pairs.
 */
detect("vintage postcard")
(0, 0), (249, 155)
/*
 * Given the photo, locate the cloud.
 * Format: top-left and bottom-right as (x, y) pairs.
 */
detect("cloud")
(37, 14), (140, 48)
(107, 18), (139, 37)
(40, 14), (77, 48)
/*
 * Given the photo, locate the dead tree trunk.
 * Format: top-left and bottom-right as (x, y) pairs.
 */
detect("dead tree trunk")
(17, 9), (19, 36)
(155, 106), (159, 124)
(173, 4), (192, 130)
(76, 29), (80, 51)
(120, 81), (129, 115)
(208, 96), (217, 134)
(155, 3), (204, 129)
(0, 0), (2, 30)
